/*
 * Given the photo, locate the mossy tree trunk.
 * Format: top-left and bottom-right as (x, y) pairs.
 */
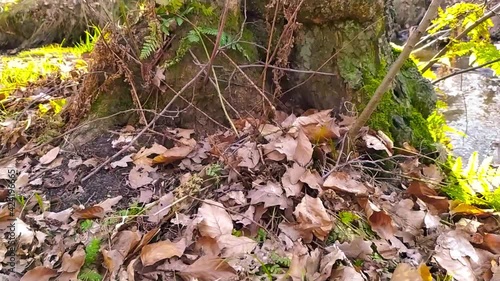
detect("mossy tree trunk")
(66, 0), (436, 148)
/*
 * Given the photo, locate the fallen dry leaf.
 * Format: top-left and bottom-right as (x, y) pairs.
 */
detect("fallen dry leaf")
(72, 206), (105, 219)
(153, 138), (196, 164)
(294, 195), (333, 241)
(363, 134), (392, 156)
(407, 180), (449, 214)
(128, 164), (155, 189)
(248, 181), (288, 209)
(358, 197), (395, 240)
(179, 256), (237, 281)
(391, 263), (424, 281)
(323, 171), (368, 195)
(282, 163), (306, 197)
(336, 236), (373, 260)
(140, 238), (186, 266)
(96, 196), (123, 212)
(474, 233), (500, 254)
(217, 234), (257, 258)
(39, 147), (60, 165)
(21, 266), (58, 281)
(146, 193), (174, 223)
(293, 130), (313, 166)
(197, 200), (233, 238)
(59, 245), (85, 273)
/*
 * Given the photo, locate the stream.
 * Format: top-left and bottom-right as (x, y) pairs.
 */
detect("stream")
(435, 63), (500, 161)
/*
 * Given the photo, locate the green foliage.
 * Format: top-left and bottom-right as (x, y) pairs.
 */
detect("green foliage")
(78, 268), (103, 281)
(84, 238), (101, 266)
(443, 152), (500, 210)
(426, 100), (464, 151)
(140, 21), (163, 60)
(140, 0), (250, 66)
(141, 0), (211, 60)
(338, 210), (359, 225)
(256, 228), (267, 243)
(166, 26), (251, 67)
(270, 253), (291, 268)
(80, 219), (93, 232)
(117, 202), (143, 216)
(427, 3), (500, 75)
(256, 252), (291, 278)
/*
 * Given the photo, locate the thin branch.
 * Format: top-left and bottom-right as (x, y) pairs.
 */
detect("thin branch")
(202, 0), (230, 85)
(432, 57), (500, 84)
(348, 0), (443, 140)
(420, 2), (500, 73)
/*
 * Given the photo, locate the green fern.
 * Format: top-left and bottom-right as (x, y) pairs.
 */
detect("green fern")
(85, 238), (101, 266)
(78, 268), (102, 281)
(165, 27), (251, 68)
(426, 3), (500, 75)
(443, 152), (500, 209)
(140, 22), (162, 60)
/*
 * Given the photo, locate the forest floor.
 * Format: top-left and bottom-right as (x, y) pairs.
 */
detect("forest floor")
(1, 43), (500, 281)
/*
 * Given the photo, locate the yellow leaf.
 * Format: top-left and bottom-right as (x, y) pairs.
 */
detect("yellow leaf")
(418, 263), (432, 281)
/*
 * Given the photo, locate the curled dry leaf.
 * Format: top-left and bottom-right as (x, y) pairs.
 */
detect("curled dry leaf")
(391, 263), (426, 281)
(407, 181), (449, 214)
(128, 164), (155, 189)
(132, 143), (168, 166)
(146, 192), (174, 223)
(358, 197), (395, 240)
(72, 206), (105, 220)
(282, 164), (305, 197)
(197, 200), (233, 238)
(20, 266), (57, 281)
(293, 195), (333, 241)
(103, 230), (142, 278)
(153, 138), (196, 164)
(237, 142), (260, 169)
(96, 196), (123, 213)
(336, 236), (373, 260)
(60, 245), (85, 273)
(363, 134), (392, 156)
(258, 123), (282, 142)
(140, 238), (187, 266)
(39, 146), (60, 165)
(248, 181), (288, 209)
(474, 233), (500, 254)
(323, 171), (368, 195)
(217, 234), (257, 258)
(293, 129), (313, 166)
(179, 256), (237, 281)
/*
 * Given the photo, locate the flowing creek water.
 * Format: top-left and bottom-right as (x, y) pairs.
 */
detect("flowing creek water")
(435, 64), (500, 162)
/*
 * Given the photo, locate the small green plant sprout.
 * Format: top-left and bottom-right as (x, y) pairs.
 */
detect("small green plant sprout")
(84, 238), (101, 266)
(80, 219), (94, 232)
(78, 268), (102, 281)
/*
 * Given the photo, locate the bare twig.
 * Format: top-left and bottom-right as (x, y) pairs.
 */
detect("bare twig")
(420, 2), (500, 73)
(348, 0), (443, 140)
(202, 0), (230, 85)
(432, 57), (500, 84)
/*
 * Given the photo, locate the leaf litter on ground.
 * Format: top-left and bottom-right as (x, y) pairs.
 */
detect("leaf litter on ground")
(2, 109), (500, 281)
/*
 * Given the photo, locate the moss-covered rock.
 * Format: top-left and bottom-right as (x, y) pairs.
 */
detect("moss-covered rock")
(286, 7), (436, 149)
(0, 0), (136, 51)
